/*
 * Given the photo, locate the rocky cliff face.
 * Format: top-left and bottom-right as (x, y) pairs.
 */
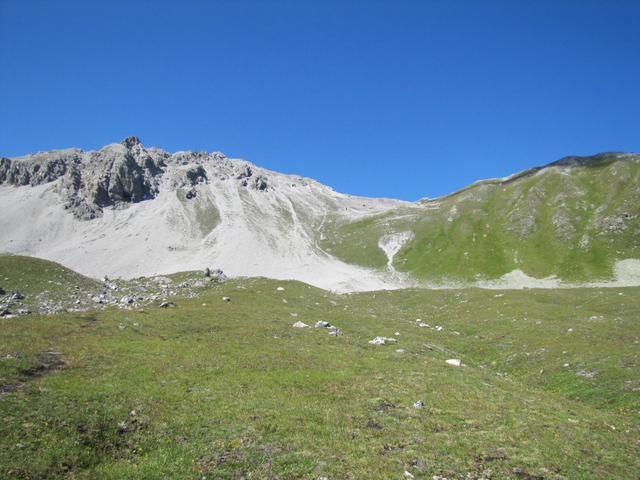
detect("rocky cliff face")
(0, 136), (270, 219)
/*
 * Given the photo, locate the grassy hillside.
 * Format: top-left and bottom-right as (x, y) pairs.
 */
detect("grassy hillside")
(321, 154), (640, 282)
(0, 254), (223, 315)
(1, 274), (639, 478)
(0, 255), (103, 305)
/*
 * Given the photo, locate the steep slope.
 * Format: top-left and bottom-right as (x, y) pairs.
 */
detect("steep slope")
(1, 140), (639, 290)
(0, 138), (413, 292)
(322, 153), (640, 286)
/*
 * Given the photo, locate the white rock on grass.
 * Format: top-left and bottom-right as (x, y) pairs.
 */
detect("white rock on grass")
(369, 336), (396, 346)
(446, 358), (462, 367)
(315, 320), (331, 328)
(403, 471), (414, 479)
(292, 321), (309, 328)
(413, 400), (424, 409)
(276, 286), (285, 291)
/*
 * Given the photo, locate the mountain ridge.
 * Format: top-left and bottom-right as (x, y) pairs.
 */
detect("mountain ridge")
(1, 138), (639, 291)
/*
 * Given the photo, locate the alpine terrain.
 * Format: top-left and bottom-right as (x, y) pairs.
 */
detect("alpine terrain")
(0, 137), (639, 291)
(1, 139), (639, 479)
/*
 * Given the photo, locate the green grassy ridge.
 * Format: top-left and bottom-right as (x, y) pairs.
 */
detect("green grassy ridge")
(1, 275), (638, 479)
(321, 155), (640, 282)
(0, 254), (102, 300)
(0, 254), (223, 315)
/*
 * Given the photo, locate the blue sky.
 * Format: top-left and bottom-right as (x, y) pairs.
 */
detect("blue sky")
(1, 0), (638, 200)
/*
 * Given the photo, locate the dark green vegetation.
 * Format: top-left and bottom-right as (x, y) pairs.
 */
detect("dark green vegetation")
(1, 263), (639, 478)
(321, 153), (640, 282)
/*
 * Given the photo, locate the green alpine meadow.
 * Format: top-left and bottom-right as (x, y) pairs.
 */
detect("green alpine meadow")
(1, 199), (640, 479)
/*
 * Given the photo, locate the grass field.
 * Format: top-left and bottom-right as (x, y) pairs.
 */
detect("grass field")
(1, 268), (639, 479)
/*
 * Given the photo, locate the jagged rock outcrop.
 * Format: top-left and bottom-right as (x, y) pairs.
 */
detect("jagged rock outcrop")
(0, 152), (71, 186)
(0, 137), (168, 219)
(1, 137), (268, 220)
(0, 137), (278, 220)
(59, 137), (167, 219)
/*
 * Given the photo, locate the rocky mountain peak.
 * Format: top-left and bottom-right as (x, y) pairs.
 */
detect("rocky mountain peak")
(121, 136), (143, 149)
(0, 139), (279, 220)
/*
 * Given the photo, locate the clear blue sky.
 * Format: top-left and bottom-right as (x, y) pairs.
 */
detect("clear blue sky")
(1, 1), (638, 200)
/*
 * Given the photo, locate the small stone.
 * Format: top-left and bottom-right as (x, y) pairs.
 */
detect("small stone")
(404, 471), (414, 479)
(292, 321), (309, 328)
(222, 296), (231, 302)
(10, 291), (24, 301)
(159, 301), (175, 308)
(276, 286), (285, 291)
(315, 320), (331, 328)
(395, 348), (405, 353)
(413, 400), (424, 409)
(369, 336), (396, 346)
(446, 358), (462, 367)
